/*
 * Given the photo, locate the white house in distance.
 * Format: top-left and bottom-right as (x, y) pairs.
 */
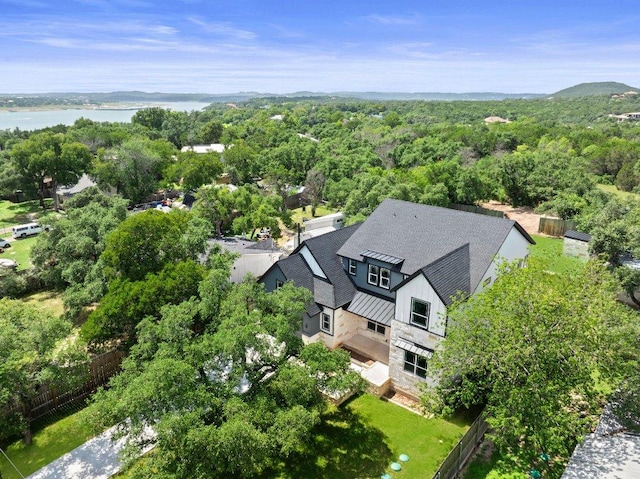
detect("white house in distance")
(261, 199), (534, 398)
(180, 144), (226, 154)
(209, 237), (284, 283)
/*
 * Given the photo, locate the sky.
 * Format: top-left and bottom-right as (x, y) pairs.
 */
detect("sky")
(1, 0), (640, 94)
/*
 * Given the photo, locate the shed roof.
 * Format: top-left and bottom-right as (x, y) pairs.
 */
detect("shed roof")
(564, 230), (592, 242)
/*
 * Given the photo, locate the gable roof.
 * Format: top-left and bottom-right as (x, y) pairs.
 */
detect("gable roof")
(393, 243), (471, 306)
(271, 223), (360, 309)
(337, 198), (533, 292)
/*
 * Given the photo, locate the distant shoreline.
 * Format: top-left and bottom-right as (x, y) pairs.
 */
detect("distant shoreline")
(0, 103), (145, 113)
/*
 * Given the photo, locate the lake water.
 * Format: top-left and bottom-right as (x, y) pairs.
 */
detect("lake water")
(0, 101), (211, 131)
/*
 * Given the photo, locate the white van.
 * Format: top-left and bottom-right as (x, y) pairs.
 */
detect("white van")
(12, 222), (47, 239)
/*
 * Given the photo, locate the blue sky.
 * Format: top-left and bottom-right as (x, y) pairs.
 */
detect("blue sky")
(1, 0), (639, 94)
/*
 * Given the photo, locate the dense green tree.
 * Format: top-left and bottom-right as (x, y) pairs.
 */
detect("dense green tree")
(198, 120), (224, 144)
(164, 150), (223, 192)
(93, 137), (173, 204)
(30, 187), (129, 318)
(0, 299), (87, 443)
(101, 209), (210, 282)
(423, 261), (635, 468)
(132, 107), (169, 131)
(9, 132), (92, 209)
(81, 260), (206, 348)
(89, 281), (364, 478)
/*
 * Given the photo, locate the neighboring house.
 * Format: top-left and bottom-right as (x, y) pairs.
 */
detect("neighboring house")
(56, 173), (97, 204)
(563, 230), (591, 260)
(261, 199), (534, 398)
(285, 212), (345, 251)
(209, 237), (285, 283)
(180, 144), (225, 154)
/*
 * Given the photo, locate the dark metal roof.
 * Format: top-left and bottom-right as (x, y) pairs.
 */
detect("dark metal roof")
(564, 230), (592, 242)
(337, 199), (533, 292)
(360, 250), (404, 265)
(347, 291), (395, 326)
(393, 339), (434, 358)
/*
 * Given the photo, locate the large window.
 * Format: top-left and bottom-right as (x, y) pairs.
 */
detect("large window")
(403, 350), (427, 378)
(348, 258), (357, 276)
(410, 298), (430, 329)
(321, 313), (333, 335)
(368, 264), (391, 289)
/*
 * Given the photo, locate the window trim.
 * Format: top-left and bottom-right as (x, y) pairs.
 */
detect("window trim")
(403, 350), (427, 379)
(348, 258), (357, 276)
(410, 298), (430, 329)
(275, 279), (284, 289)
(320, 312), (333, 335)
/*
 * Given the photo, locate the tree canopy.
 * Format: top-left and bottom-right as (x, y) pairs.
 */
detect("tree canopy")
(423, 260), (637, 469)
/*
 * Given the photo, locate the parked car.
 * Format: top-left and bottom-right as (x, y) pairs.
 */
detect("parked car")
(0, 238), (11, 249)
(12, 222), (49, 239)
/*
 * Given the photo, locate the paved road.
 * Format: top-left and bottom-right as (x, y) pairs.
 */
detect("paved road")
(26, 425), (154, 479)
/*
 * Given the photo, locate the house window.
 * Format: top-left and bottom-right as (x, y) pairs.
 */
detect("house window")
(367, 264), (391, 289)
(403, 350), (427, 378)
(410, 298), (430, 329)
(368, 264), (379, 285)
(348, 258), (357, 276)
(275, 279), (284, 289)
(321, 313), (333, 335)
(367, 320), (386, 335)
(379, 268), (391, 289)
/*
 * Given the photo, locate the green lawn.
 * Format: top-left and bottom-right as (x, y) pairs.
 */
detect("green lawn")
(0, 198), (57, 230)
(529, 234), (585, 275)
(289, 205), (339, 226)
(117, 394), (472, 479)
(597, 183), (640, 202)
(0, 407), (97, 479)
(1, 235), (38, 270)
(21, 289), (65, 317)
(272, 394), (470, 479)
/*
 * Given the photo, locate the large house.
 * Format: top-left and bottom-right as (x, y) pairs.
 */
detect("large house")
(261, 199), (534, 397)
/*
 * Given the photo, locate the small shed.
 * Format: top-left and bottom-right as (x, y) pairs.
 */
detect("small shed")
(563, 230), (591, 260)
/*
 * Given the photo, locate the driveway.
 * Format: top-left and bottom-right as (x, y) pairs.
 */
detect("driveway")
(26, 425), (155, 479)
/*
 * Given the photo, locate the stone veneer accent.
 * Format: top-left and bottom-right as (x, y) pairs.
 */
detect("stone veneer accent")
(389, 318), (441, 399)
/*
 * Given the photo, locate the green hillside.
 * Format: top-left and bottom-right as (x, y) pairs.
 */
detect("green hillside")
(550, 81), (639, 98)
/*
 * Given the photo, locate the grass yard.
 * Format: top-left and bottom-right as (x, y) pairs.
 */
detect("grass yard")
(21, 289), (65, 317)
(0, 198), (57, 231)
(1, 235), (38, 270)
(117, 394), (472, 479)
(597, 183), (640, 202)
(0, 406), (97, 479)
(274, 394), (471, 479)
(529, 234), (585, 275)
(289, 205), (339, 226)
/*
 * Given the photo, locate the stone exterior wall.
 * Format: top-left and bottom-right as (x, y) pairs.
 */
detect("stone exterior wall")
(563, 238), (590, 260)
(389, 319), (442, 399)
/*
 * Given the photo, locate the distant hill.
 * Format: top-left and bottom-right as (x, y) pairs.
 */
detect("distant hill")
(2, 90), (546, 104)
(550, 82), (639, 98)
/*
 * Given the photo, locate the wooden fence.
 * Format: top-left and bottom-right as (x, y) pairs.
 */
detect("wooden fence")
(538, 217), (576, 237)
(450, 204), (505, 219)
(431, 411), (489, 479)
(26, 349), (124, 422)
